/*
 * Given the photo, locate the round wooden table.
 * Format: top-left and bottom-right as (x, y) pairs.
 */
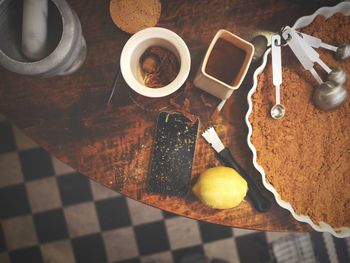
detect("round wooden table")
(0, 0), (338, 232)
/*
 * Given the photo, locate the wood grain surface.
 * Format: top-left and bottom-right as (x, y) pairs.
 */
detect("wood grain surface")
(0, 0), (340, 231)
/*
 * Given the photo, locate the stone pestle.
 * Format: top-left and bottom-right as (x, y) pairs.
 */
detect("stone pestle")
(22, 0), (48, 61)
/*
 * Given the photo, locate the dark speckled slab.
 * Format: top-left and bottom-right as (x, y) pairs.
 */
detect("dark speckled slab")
(148, 112), (199, 196)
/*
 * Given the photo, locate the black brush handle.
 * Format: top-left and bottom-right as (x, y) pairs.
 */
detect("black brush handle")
(217, 148), (271, 213)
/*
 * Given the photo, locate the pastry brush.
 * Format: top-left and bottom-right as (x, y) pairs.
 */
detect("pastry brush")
(202, 126), (271, 212)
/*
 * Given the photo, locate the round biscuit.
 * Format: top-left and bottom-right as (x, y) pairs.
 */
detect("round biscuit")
(109, 0), (161, 34)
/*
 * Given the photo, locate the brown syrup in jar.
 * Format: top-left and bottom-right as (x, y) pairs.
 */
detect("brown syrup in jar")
(205, 38), (246, 85)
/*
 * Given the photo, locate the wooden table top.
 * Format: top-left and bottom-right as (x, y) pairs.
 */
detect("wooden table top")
(0, 0), (339, 231)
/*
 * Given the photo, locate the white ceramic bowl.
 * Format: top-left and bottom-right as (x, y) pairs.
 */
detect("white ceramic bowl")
(120, 27), (191, 98)
(246, 1), (350, 238)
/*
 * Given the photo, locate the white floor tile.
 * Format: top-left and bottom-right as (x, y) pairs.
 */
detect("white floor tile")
(51, 156), (75, 176)
(64, 202), (100, 238)
(204, 238), (240, 263)
(12, 126), (38, 150)
(266, 231), (291, 243)
(0, 152), (23, 187)
(127, 198), (163, 226)
(141, 251), (174, 263)
(165, 217), (201, 250)
(90, 180), (120, 201)
(40, 239), (75, 263)
(26, 177), (62, 213)
(103, 227), (139, 262)
(2, 215), (38, 251)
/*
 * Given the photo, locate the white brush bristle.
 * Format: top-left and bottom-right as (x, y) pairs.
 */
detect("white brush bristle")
(201, 127), (225, 153)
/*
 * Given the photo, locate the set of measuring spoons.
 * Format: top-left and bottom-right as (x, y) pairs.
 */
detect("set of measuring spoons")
(270, 26), (350, 119)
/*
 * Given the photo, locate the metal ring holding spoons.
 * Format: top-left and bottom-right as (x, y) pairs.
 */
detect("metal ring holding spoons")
(275, 27), (291, 47)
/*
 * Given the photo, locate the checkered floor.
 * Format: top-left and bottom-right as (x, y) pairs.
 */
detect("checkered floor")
(0, 114), (349, 263)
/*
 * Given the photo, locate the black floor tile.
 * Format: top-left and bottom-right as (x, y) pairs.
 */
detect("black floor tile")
(19, 148), (54, 181)
(311, 232), (330, 263)
(0, 122), (16, 154)
(9, 246), (43, 263)
(172, 245), (205, 263)
(134, 221), (170, 255)
(198, 221), (232, 243)
(72, 233), (107, 263)
(0, 184), (30, 218)
(0, 224), (6, 252)
(162, 211), (178, 219)
(57, 173), (93, 205)
(33, 209), (69, 243)
(236, 232), (270, 263)
(95, 197), (131, 231)
(334, 237), (350, 263)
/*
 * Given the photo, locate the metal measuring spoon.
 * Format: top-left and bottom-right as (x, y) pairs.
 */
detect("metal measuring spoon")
(282, 27), (348, 111)
(271, 104), (285, 119)
(336, 44), (350, 60)
(296, 31), (350, 61)
(327, 67), (347, 86)
(313, 80), (348, 111)
(270, 35), (285, 119)
(251, 35), (268, 63)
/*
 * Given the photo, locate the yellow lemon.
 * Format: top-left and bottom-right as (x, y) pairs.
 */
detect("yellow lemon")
(192, 166), (248, 209)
